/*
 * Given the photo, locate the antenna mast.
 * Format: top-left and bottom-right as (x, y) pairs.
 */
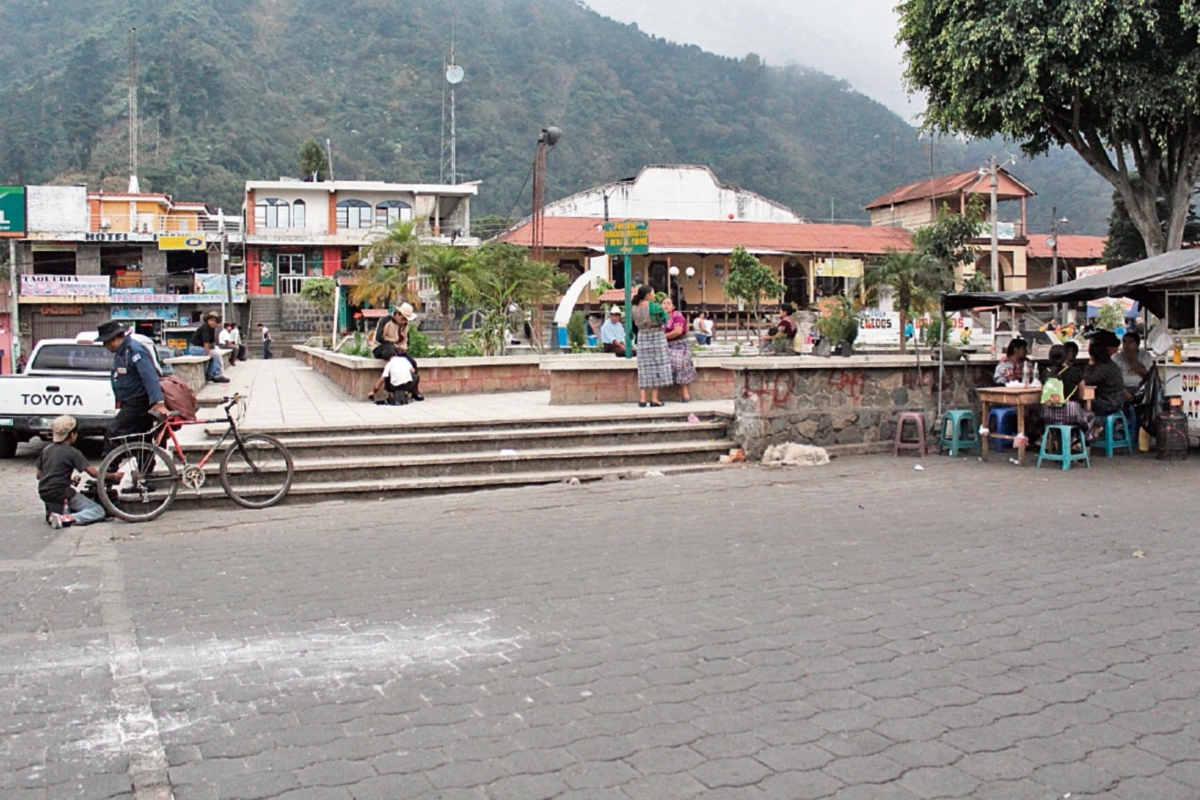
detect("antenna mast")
(442, 14), (464, 185)
(128, 28), (139, 192)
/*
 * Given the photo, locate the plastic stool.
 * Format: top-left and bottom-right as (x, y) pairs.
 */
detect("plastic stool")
(1037, 425), (1091, 470)
(894, 412), (927, 457)
(988, 406), (1019, 452)
(939, 410), (980, 457)
(1092, 412), (1134, 457)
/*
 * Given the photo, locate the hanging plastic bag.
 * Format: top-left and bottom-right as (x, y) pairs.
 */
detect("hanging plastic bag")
(1133, 365), (1164, 434)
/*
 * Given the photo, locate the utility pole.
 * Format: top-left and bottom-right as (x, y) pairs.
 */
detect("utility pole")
(220, 210), (230, 324)
(988, 155), (999, 291)
(8, 239), (17, 374)
(128, 28), (139, 192)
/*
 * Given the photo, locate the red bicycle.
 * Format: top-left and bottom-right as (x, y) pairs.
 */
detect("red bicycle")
(97, 394), (294, 522)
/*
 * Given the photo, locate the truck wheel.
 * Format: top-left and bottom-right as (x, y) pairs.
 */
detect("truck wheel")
(0, 433), (17, 459)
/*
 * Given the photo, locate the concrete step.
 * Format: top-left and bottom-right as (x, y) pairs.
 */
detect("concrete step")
(202, 411), (733, 440)
(183, 420), (731, 458)
(171, 462), (730, 507)
(185, 439), (737, 484)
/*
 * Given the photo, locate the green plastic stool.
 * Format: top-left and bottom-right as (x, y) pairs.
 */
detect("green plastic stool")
(1091, 412), (1134, 457)
(1037, 425), (1091, 471)
(939, 410), (980, 457)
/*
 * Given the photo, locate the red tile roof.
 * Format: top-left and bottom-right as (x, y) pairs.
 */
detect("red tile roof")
(864, 169), (1035, 210)
(1026, 234), (1107, 260)
(499, 217), (913, 256)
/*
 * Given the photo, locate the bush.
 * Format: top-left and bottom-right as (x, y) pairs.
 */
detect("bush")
(567, 311), (588, 352)
(341, 331), (373, 358)
(815, 297), (859, 344)
(407, 328), (435, 358)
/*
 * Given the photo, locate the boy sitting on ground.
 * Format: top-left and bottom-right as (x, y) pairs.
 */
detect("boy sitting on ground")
(367, 354), (417, 406)
(36, 416), (122, 529)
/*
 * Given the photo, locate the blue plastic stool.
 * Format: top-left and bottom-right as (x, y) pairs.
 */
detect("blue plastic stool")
(1037, 425), (1091, 470)
(988, 407), (1018, 452)
(939, 410), (980, 457)
(1092, 412), (1134, 457)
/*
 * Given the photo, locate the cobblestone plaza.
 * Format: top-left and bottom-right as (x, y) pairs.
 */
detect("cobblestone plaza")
(1, 449), (1197, 799)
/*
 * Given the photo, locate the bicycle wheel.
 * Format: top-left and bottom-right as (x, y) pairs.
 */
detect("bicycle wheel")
(219, 434), (294, 509)
(98, 441), (179, 523)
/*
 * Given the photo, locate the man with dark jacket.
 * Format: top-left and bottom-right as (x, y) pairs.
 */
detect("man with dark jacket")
(188, 311), (230, 383)
(100, 321), (168, 457)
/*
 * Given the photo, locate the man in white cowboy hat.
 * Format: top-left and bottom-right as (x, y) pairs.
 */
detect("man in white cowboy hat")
(600, 305), (633, 358)
(35, 415), (122, 528)
(370, 303), (424, 401)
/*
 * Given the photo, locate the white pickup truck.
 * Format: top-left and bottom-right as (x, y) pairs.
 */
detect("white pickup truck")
(0, 334), (168, 458)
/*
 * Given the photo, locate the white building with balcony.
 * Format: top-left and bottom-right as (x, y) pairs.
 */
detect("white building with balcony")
(243, 179), (479, 297)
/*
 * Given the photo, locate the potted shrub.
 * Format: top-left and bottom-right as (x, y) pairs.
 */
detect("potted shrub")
(815, 296), (859, 356)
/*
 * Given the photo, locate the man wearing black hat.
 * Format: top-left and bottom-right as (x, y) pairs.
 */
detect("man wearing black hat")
(99, 321), (168, 456)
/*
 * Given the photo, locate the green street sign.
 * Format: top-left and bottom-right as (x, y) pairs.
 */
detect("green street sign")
(604, 220), (650, 255)
(0, 186), (26, 237)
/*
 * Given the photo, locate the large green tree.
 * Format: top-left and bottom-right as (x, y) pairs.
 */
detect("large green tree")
(899, 0), (1200, 256)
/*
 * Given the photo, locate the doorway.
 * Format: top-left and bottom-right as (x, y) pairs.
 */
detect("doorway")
(277, 253), (307, 295)
(783, 260), (808, 309)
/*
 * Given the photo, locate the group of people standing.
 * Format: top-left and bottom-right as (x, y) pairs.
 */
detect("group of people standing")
(629, 285), (697, 407)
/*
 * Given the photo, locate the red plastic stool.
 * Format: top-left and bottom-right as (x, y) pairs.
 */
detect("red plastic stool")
(893, 411), (927, 457)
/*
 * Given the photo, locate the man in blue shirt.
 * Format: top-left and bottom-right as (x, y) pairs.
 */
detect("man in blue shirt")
(99, 321), (168, 456)
(600, 306), (632, 358)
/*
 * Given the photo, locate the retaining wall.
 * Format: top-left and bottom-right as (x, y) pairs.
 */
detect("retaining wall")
(542, 356), (737, 405)
(726, 356), (996, 459)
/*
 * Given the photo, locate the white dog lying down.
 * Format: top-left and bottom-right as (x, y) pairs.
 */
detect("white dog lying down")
(761, 442), (831, 467)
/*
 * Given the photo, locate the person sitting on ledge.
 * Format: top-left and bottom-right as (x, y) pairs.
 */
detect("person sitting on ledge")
(600, 306), (633, 358)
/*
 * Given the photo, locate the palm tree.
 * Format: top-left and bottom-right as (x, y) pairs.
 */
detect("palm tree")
(419, 245), (472, 348)
(349, 220), (421, 312)
(862, 249), (951, 354)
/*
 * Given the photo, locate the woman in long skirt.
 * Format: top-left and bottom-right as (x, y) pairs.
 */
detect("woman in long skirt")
(662, 298), (697, 402)
(631, 285), (672, 407)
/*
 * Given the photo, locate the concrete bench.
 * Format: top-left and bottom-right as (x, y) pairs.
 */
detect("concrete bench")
(164, 348), (233, 393)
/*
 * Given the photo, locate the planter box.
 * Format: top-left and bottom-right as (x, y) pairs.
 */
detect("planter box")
(295, 347), (549, 400)
(540, 355), (736, 405)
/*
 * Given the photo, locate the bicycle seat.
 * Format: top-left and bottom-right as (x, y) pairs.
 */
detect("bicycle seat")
(167, 411), (185, 418)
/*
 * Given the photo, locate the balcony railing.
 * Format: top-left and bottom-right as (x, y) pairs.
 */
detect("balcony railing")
(91, 214), (242, 235)
(278, 276), (311, 296)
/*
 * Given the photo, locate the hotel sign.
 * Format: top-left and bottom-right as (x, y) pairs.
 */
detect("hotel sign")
(85, 231), (157, 243)
(0, 186), (26, 237)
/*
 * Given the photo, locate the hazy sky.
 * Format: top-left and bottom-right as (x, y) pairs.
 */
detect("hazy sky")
(583, 0), (922, 120)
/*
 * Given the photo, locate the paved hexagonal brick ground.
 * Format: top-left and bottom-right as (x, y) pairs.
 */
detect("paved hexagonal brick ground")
(1, 453), (1198, 799)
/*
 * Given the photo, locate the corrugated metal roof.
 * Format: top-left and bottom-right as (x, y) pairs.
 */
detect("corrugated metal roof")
(1026, 234), (1107, 260)
(864, 169), (1036, 210)
(500, 217), (913, 256)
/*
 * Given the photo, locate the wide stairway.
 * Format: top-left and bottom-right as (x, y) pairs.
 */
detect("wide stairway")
(173, 410), (738, 505)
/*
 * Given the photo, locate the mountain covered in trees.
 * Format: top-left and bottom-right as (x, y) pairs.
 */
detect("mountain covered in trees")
(0, 0), (1112, 233)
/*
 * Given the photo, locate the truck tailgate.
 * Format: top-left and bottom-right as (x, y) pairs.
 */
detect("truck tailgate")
(0, 377), (116, 427)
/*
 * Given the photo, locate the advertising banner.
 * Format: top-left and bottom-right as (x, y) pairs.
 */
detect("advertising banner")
(815, 258), (863, 279)
(857, 311), (901, 345)
(20, 274), (109, 297)
(0, 185), (26, 237)
(194, 273), (246, 295)
(158, 234), (207, 251)
(112, 305), (180, 322)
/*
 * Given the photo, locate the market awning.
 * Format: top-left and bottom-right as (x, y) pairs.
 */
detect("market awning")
(943, 248), (1200, 316)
